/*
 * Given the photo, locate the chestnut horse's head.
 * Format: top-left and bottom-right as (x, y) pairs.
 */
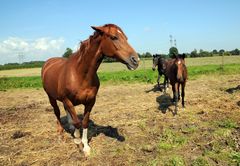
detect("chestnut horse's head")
(174, 54), (186, 82)
(91, 24), (139, 70)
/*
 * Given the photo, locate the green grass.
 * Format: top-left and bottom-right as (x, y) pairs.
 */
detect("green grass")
(191, 157), (210, 166)
(230, 152), (240, 164)
(217, 119), (238, 129)
(0, 63), (240, 90)
(0, 76), (42, 90)
(158, 129), (187, 151)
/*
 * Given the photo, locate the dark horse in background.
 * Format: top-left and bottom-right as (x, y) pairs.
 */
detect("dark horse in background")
(152, 54), (169, 92)
(165, 54), (188, 113)
(41, 24), (139, 156)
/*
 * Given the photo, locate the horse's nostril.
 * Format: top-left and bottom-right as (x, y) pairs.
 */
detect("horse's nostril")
(130, 56), (138, 65)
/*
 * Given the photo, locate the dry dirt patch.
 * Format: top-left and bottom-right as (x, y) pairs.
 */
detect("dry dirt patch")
(0, 74), (239, 165)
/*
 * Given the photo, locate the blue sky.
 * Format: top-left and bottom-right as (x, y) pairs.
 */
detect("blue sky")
(0, 0), (240, 64)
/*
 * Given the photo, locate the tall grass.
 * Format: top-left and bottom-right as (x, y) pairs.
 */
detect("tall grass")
(0, 63), (240, 90)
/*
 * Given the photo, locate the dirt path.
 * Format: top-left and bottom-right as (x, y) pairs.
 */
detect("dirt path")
(0, 74), (240, 165)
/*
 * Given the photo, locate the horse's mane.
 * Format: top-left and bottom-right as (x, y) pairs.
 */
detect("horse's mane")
(72, 39), (89, 58)
(73, 24), (126, 60)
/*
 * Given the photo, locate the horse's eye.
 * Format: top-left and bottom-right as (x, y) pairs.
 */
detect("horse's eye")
(110, 36), (118, 40)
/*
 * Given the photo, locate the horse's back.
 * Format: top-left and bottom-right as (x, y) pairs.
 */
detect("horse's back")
(42, 57), (67, 98)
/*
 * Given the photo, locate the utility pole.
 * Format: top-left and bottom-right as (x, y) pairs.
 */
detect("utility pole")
(169, 35), (173, 47)
(18, 52), (24, 64)
(174, 39), (177, 48)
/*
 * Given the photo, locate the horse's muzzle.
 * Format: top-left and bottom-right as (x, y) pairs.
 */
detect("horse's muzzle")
(130, 56), (139, 66)
(177, 76), (184, 82)
(127, 55), (139, 70)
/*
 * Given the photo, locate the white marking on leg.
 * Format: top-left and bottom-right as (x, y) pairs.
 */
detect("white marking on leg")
(82, 128), (91, 156)
(73, 129), (81, 144)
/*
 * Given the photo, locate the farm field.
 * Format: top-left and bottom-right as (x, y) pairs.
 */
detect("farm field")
(0, 73), (240, 165)
(0, 56), (240, 77)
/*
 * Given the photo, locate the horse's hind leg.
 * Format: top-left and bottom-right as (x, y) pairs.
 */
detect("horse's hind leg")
(48, 97), (64, 135)
(181, 82), (186, 110)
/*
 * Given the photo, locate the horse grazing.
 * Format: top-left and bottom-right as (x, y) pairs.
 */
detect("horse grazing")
(152, 54), (169, 92)
(165, 54), (187, 113)
(41, 24), (139, 156)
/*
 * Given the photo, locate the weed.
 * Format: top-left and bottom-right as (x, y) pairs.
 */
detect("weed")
(218, 119), (237, 129)
(165, 156), (185, 166)
(191, 157), (209, 166)
(158, 129), (187, 151)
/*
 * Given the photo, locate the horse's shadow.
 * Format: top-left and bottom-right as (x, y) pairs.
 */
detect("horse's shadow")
(237, 101), (240, 107)
(156, 93), (177, 115)
(145, 84), (165, 93)
(60, 115), (125, 142)
(225, 85), (240, 107)
(146, 84), (177, 115)
(225, 85), (240, 94)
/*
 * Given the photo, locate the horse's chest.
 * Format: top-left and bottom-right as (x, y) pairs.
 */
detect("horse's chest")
(71, 88), (98, 105)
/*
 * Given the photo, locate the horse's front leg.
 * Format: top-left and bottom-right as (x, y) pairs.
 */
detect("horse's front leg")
(157, 74), (161, 89)
(174, 83), (179, 113)
(163, 75), (168, 93)
(63, 99), (81, 144)
(82, 101), (95, 156)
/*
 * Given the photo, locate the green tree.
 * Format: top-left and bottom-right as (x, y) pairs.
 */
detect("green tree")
(212, 49), (218, 55)
(219, 49), (225, 55)
(169, 47), (178, 58)
(62, 48), (73, 58)
(190, 49), (198, 58)
(145, 52), (152, 58)
(230, 48), (240, 55)
(199, 49), (212, 57)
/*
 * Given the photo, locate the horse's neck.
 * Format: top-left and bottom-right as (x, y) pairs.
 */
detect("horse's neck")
(74, 40), (103, 80)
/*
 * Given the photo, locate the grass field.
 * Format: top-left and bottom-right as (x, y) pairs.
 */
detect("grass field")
(0, 56), (240, 77)
(0, 63), (240, 90)
(0, 56), (240, 165)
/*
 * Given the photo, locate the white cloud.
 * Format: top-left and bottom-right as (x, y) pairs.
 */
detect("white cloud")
(33, 37), (64, 50)
(0, 37), (65, 64)
(0, 37), (29, 53)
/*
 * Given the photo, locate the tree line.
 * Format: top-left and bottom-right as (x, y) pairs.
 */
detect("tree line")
(62, 47), (240, 61)
(0, 47), (239, 70)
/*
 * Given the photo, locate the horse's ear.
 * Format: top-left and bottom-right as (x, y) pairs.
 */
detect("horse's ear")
(182, 53), (186, 59)
(183, 53), (186, 59)
(91, 26), (104, 34)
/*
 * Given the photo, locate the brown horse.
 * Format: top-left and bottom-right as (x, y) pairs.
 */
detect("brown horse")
(152, 54), (169, 92)
(41, 24), (139, 156)
(165, 54), (187, 113)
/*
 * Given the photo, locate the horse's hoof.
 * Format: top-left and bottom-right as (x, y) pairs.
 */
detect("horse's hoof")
(74, 138), (82, 144)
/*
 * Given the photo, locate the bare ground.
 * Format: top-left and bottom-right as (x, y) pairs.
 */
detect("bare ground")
(0, 74), (240, 166)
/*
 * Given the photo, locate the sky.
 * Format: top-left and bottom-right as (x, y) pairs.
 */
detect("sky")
(0, 0), (240, 64)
